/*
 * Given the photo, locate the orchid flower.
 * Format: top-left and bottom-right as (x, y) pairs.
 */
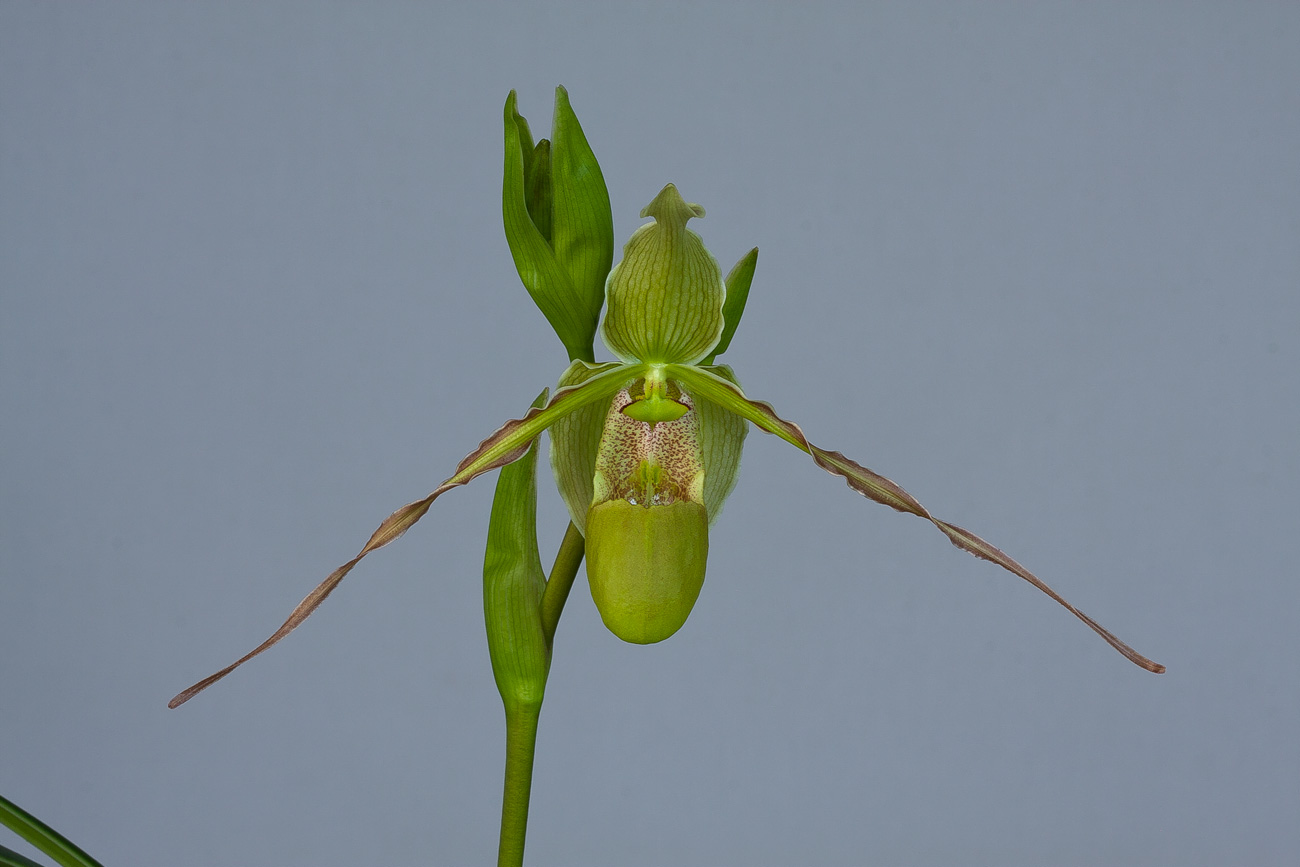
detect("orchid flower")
(170, 87), (1163, 866)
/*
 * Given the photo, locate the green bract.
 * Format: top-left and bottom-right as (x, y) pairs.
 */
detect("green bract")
(502, 87), (612, 363)
(483, 389), (550, 713)
(170, 86), (1164, 867)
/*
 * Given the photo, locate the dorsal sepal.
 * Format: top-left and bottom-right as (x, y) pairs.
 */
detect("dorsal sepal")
(600, 184), (726, 365)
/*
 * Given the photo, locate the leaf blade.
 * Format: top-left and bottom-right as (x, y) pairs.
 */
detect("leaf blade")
(0, 794), (104, 867)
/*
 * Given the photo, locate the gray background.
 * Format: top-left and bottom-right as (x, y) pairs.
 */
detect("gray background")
(3, 4), (1297, 865)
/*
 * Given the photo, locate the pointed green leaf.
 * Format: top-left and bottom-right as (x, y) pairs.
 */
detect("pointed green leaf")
(168, 362), (641, 708)
(666, 363), (1166, 675)
(601, 184), (726, 364)
(548, 360), (623, 534)
(484, 389), (551, 714)
(0, 794), (104, 867)
(549, 86), (613, 340)
(692, 365), (748, 523)
(702, 248), (758, 365)
(503, 91), (591, 361)
(0, 844), (47, 867)
(511, 98), (535, 168)
(525, 139), (553, 244)
(0, 845), (46, 867)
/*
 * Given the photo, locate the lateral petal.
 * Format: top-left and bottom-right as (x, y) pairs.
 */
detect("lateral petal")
(168, 362), (640, 707)
(667, 364), (1165, 674)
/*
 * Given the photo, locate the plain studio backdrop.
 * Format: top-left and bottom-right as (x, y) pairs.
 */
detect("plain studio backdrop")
(2, 5), (1296, 866)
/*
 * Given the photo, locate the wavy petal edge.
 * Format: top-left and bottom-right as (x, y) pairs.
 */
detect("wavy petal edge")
(667, 364), (1166, 675)
(168, 363), (640, 708)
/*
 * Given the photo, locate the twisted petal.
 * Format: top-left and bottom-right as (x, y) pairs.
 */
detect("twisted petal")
(169, 362), (640, 707)
(667, 364), (1165, 674)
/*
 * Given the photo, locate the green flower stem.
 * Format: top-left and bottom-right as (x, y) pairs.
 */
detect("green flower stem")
(496, 521), (585, 867)
(496, 703), (541, 867)
(541, 521), (585, 645)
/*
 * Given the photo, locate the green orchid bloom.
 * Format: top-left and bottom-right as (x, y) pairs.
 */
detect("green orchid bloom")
(170, 87), (1162, 866)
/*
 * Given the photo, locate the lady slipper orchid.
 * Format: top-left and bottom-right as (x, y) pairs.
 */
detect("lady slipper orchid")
(170, 87), (1163, 866)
